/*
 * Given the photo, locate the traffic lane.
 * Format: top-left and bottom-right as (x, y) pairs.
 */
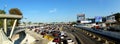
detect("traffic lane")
(66, 26), (102, 44)
(73, 30), (99, 44)
(65, 26), (95, 44)
(63, 26), (81, 44)
(62, 26), (78, 44)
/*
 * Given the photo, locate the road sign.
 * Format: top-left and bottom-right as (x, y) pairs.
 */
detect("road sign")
(95, 16), (102, 22)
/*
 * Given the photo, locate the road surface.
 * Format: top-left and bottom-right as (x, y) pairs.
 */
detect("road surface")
(63, 25), (102, 44)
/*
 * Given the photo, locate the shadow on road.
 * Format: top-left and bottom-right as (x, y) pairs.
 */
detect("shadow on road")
(14, 31), (26, 44)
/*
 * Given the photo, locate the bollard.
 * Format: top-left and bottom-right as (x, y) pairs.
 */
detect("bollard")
(97, 37), (101, 41)
(92, 35), (96, 38)
(104, 40), (109, 44)
(89, 34), (92, 37)
(87, 33), (89, 35)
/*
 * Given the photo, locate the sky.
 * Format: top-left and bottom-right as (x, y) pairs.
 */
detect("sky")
(0, 0), (120, 23)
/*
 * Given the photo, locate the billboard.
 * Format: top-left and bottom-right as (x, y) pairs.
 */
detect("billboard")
(95, 16), (102, 22)
(77, 14), (85, 21)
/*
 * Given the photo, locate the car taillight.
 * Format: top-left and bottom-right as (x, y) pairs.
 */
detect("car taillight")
(53, 40), (59, 42)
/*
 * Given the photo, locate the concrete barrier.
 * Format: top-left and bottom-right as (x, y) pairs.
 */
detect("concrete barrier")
(76, 26), (119, 44)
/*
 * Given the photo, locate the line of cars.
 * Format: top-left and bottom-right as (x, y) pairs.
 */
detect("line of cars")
(27, 25), (75, 44)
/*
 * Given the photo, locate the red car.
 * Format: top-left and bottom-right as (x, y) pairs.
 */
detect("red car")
(41, 32), (46, 35)
(53, 38), (60, 43)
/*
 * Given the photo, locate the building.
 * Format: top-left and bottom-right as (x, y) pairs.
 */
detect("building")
(106, 15), (116, 23)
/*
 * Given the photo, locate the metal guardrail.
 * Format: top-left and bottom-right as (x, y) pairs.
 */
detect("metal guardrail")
(76, 26), (120, 44)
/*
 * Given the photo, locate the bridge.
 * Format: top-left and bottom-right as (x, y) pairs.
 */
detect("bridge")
(0, 14), (22, 44)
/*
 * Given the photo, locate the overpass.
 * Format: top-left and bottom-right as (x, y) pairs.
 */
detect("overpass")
(0, 14), (22, 44)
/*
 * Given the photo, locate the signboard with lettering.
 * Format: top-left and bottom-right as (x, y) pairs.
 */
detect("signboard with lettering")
(95, 16), (102, 22)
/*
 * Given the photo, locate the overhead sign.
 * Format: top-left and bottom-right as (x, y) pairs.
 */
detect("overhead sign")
(95, 16), (102, 22)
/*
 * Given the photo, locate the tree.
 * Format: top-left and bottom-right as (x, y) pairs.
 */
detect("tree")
(70, 22), (77, 26)
(0, 10), (6, 27)
(33, 22), (38, 24)
(0, 10), (6, 14)
(22, 22), (26, 26)
(9, 8), (22, 15)
(28, 21), (32, 25)
(9, 8), (23, 26)
(38, 22), (43, 25)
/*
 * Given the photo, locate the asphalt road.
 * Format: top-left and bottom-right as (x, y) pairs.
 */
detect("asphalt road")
(63, 25), (102, 44)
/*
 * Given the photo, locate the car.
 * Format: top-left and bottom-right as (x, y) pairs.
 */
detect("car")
(41, 32), (46, 35)
(53, 38), (60, 43)
(53, 33), (59, 37)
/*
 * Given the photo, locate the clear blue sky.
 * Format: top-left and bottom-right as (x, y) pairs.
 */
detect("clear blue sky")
(0, 0), (120, 23)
